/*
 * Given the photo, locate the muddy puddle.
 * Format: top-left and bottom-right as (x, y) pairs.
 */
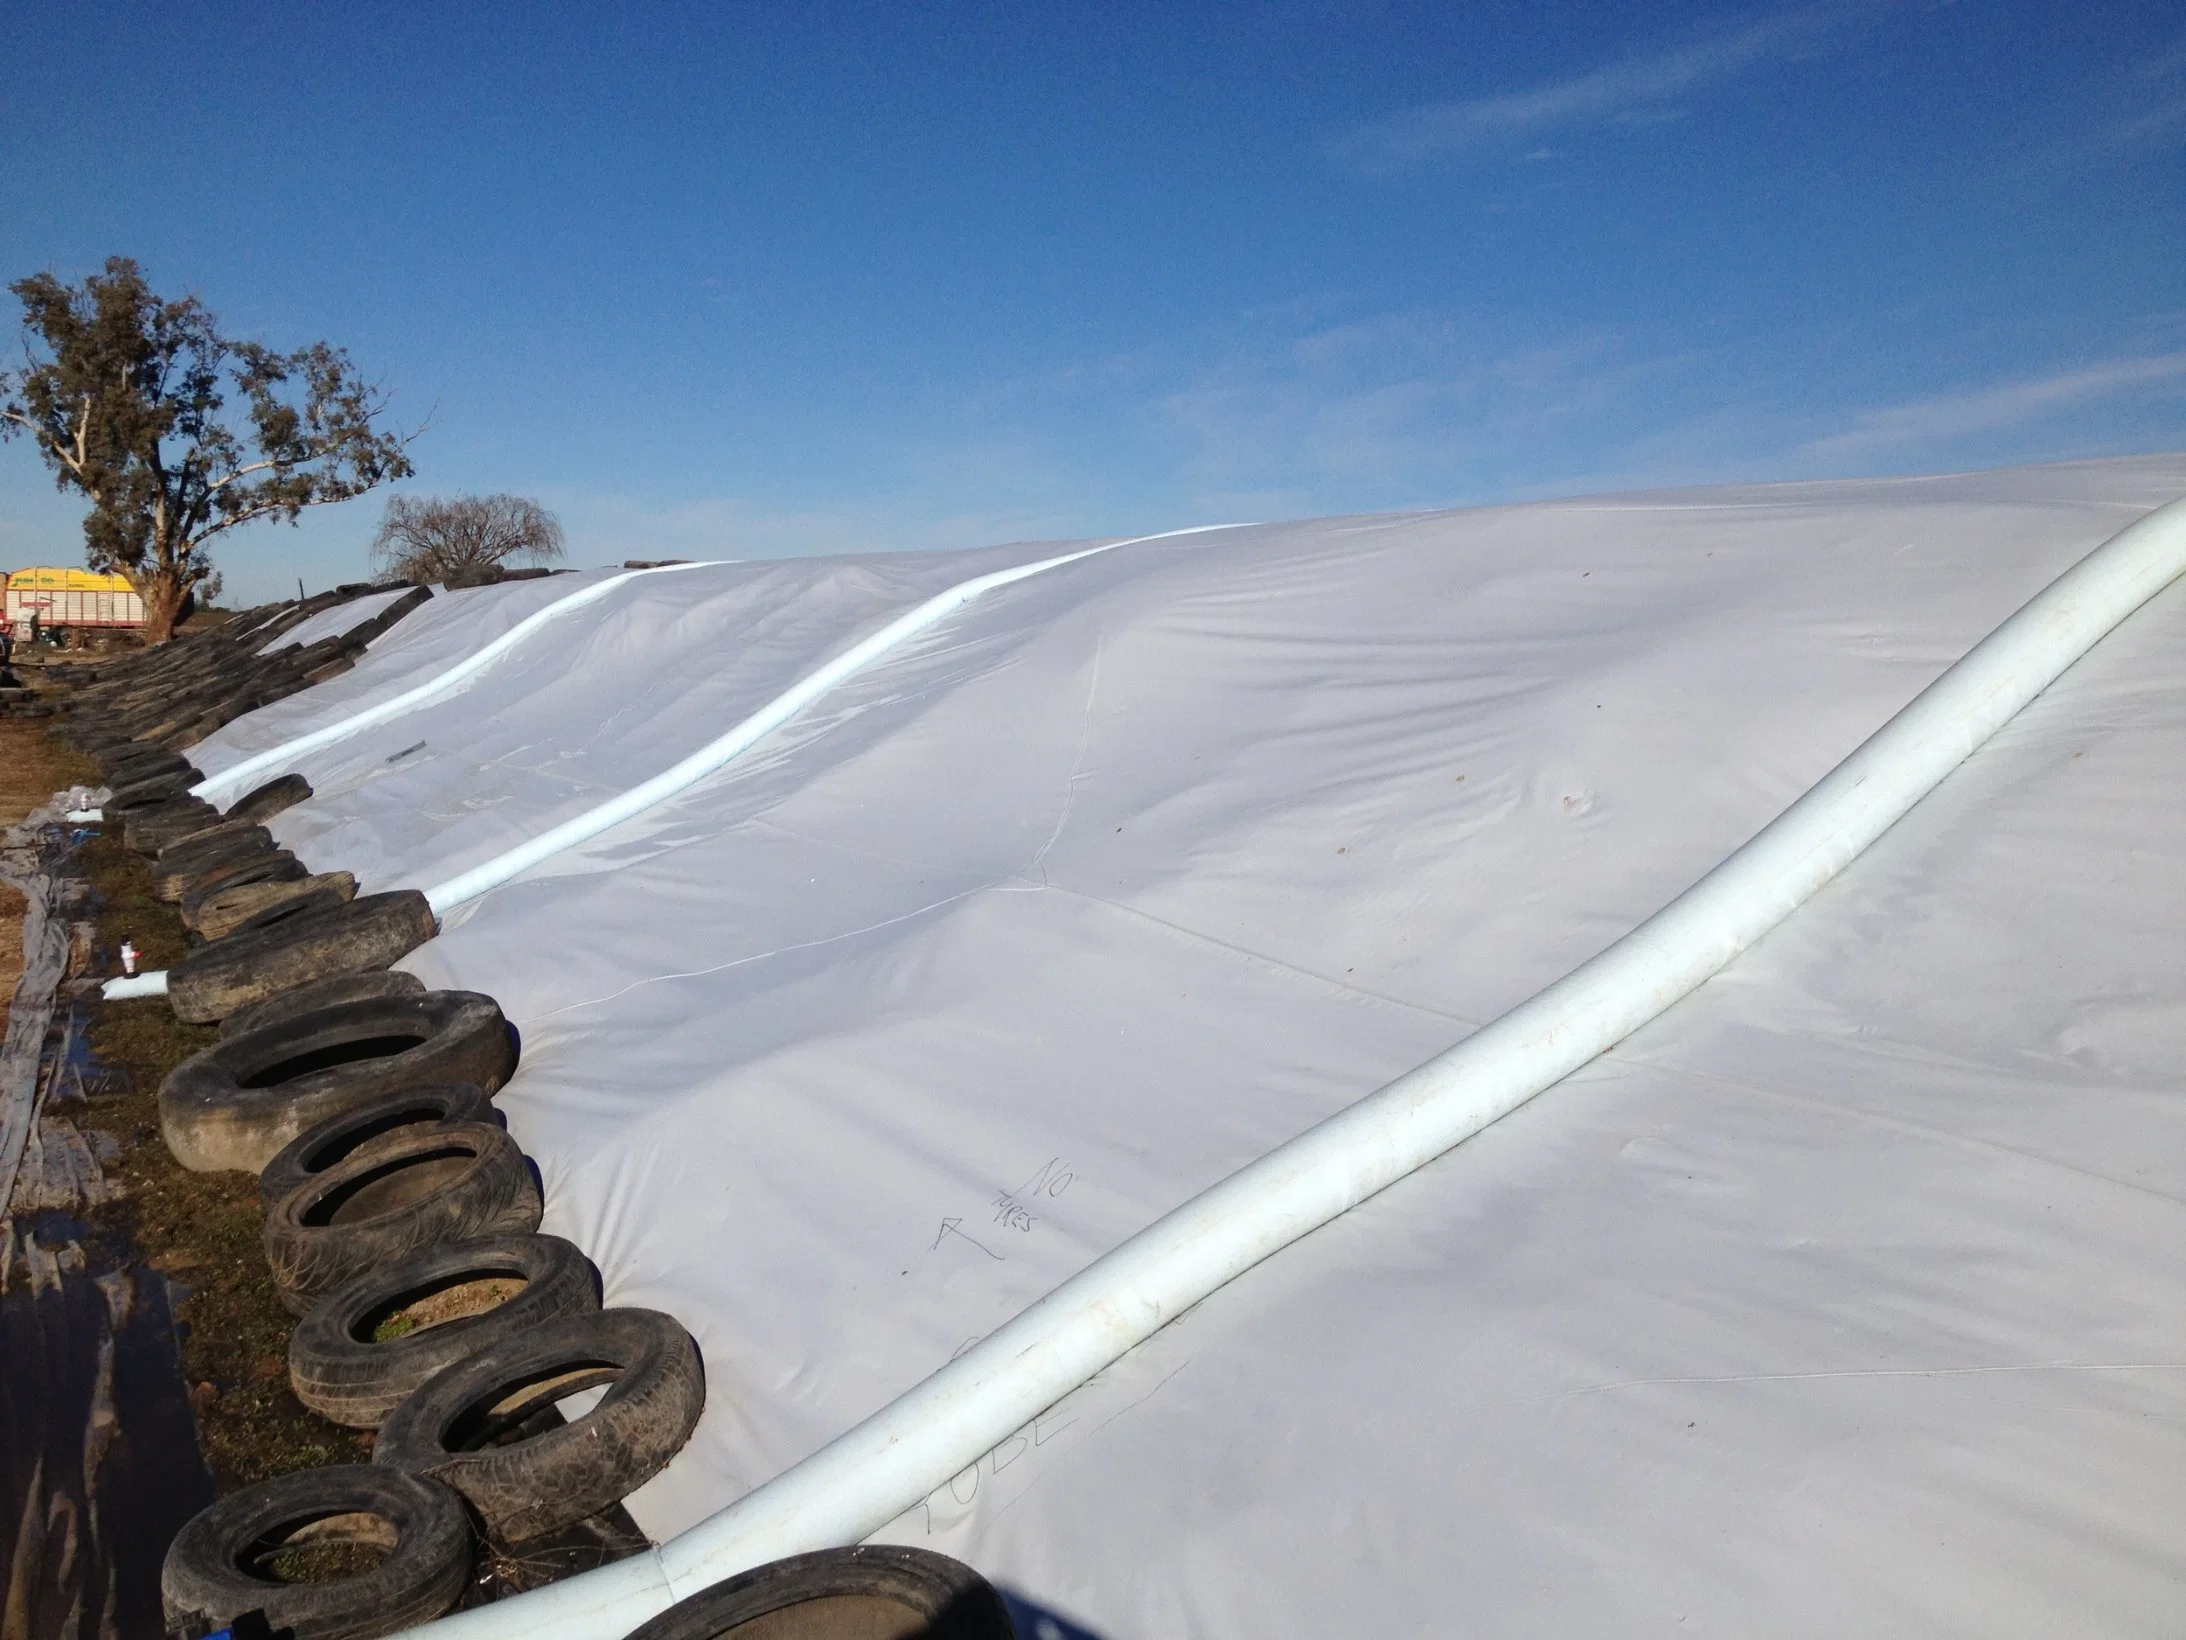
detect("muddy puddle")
(2, 805), (215, 1640)
(2, 1204), (215, 1640)
(2, 809), (648, 1634)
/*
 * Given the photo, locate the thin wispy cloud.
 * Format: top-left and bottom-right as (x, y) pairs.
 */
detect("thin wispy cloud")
(1803, 351), (2186, 461)
(2097, 92), (2186, 153)
(2093, 32), (2186, 154)
(1151, 309), (1698, 517)
(1329, 9), (1836, 175)
(2002, 28), (2186, 186)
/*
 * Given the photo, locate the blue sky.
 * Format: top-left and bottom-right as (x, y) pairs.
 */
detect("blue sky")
(3, 1), (2183, 604)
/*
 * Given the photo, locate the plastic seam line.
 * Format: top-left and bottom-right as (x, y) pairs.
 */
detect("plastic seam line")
(417, 527), (1243, 915)
(188, 561), (725, 804)
(102, 531), (1241, 997)
(390, 493), (2186, 1640)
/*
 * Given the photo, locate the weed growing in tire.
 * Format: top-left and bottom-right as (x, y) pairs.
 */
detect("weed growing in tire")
(263, 1540), (390, 1583)
(372, 1275), (522, 1343)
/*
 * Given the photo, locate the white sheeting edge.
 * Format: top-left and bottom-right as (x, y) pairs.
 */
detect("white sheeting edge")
(420, 527), (1241, 914)
(188, 562), (725, 805)
(104, 532), (1238, 998)
(400, 493), (2186, 1640)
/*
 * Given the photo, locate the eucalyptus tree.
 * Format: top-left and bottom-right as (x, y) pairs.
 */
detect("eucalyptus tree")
(1, 257), (415, 641)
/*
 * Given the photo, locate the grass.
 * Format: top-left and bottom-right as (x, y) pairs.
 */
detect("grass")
(1, 716), (372, 1491)
(372, 1276), (521, 1343)
(261, 1539), (390, 1583)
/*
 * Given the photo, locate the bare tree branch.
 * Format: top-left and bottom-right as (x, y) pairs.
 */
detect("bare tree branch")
(370, 493), (565, 583)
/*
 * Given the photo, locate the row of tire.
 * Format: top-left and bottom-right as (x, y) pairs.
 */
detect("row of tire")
(60, 596), (1024, 1640)
(46, 732), (666, 1639)
(57, 582), (432, 750)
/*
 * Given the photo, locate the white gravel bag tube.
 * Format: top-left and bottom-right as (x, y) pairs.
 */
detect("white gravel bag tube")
(420, 527), (1240, 915)
(101, 971), (169, 999)
(393, 494), (2186, 1640)
(189, 562), (723, 805)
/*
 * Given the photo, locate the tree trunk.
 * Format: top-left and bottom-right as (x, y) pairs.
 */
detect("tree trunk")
(136, 569), (190, 645)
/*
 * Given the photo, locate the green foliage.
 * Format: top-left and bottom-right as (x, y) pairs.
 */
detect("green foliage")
(0, 257), (415, 637)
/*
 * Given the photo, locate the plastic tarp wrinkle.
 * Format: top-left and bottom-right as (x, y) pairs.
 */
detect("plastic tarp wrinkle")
(168, 457), (2186, 1638)
(196, 562), (726, 804)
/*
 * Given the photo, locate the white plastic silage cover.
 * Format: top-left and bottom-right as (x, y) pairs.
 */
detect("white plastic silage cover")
(256, 584), (420, 652)
(192, 456), (2186, 1638)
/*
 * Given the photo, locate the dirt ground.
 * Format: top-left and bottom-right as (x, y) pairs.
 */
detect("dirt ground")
(0, 718), (55, 997)
(2, 714), (372, 1488)
(7, 683), (648, 1603)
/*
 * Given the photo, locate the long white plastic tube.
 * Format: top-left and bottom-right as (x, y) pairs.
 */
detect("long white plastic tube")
(189, 563), (723, 804)
(421, 527), (1237, 915)
(401, 494), (2186, 1640)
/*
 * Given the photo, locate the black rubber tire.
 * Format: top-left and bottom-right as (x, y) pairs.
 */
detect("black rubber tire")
(220, 968), (426, 1040)
(123, 794), (221, 853)
(98, 747), (197, 785)
(167, 890), (440, 1024)
(153, 814), (272, 866)
(159, 989), (515, 1172)
(289, 1234), (600, 1429)
(159, 1464), (471, 1640)
(226, 771), (313, 824)
(171, 852), (292, 914)
(107, 769), (195, 811)
(102, 738), (186, 767)
(103, 744), (199, 776)
(101, 768), (190, 801)
(354, 584), (432, 639)
(188, 867), (349, 940)
(254, 674), (314, 708)
(374, 1308), (705, 1543)
(262, 1120), (542, 1315)
(151, 826), (276, 900)
(622, 1547), (1016, 1640)
(174, 849), (299, 913)
(258, 1081), (499, 1204)
(178, 851), (309, 923)
(219, 883), (350, 942)
(154, 719), (213, 753)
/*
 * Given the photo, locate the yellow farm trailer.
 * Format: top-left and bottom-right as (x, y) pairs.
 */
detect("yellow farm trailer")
(4, 567), (146, 641)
